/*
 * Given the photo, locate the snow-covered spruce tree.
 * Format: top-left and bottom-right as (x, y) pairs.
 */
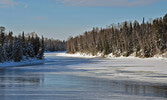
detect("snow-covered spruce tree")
(33, 35), (40, 56)
(7, 32), (14, 61)
(13, 37), (23, 62)
(27, 36), (35, 58)
(0, 32), (5, 62)
(0, 45), (3, 62)
(2, 42), (9, 61)
(37, 36), (45, 59)
(0, 32), (5, 46)
(21, 32), (27, 57)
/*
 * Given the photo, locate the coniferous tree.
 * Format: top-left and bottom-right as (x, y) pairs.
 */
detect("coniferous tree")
(7, 32), (14, 61)
(13, 37), (23, 62)
(2, 42), (8, 61)
(37, 36), (45, 59)
(27, 42), (35, 58)
(0, 45), (3, 62)
(21, 31), (27, 57)
(33, 35), (40, 56)
(0, 32), (5, 46)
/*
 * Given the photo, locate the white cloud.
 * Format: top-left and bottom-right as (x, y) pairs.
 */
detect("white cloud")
(0, 0), (16, 7)
(55, 0), (162, 7)
(31, 16), (47, 20)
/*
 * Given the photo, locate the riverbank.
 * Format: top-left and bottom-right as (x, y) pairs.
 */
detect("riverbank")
(56, 51), (167, 59)
(0, 59), (44, 68)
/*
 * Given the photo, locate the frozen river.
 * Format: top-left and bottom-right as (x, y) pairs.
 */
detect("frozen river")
(0, 52), (167, 100)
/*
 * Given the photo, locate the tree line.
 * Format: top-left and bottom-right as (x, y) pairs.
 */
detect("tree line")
(44, 38), (65, 52)
(24, 32), (66, 52)
(66, 14), (167, 58)
(0, 29), (45, 62)
(0, 28), (65, 63)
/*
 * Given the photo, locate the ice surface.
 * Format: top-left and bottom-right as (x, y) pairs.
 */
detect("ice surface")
(54, 52), (167, 85)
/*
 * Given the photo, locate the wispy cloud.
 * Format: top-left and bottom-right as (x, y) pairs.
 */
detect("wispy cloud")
(55, 0), (163, 7)
(31, 16), (47, 20)
(0, 0), (17, 8)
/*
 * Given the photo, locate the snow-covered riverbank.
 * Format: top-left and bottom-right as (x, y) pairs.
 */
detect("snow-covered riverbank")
(53, 52), (167, 84)
(54, 52), (102, 58)
(55, 51), (167, 59)
(0, 59), (44, 68)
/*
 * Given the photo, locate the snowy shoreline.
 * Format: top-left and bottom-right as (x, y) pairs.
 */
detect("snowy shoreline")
(55, 51), (167, 59)
(0, 59), (45, 68)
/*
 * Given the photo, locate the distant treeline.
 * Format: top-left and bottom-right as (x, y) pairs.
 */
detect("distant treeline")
(44, 38), (65, 52)
(66, 14), (167, 58)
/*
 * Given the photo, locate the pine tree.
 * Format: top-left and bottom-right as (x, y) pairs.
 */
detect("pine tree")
(13, 38), (23, 62)
(2, 42), (9, 61)
(163, 14), (167, 33)
(37, 36), (45, 59)
(0, 32), (5, 46)
(27, 42), (35, 58)
(0, 45), (3, 62)
(31, 35), (40, 56)
(7, 32), (14, 61)
(22, 32), (27, 56)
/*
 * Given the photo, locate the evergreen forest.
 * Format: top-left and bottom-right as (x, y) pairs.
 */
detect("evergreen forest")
(0, 28), (65, 62)
(66, 14), (167, 58)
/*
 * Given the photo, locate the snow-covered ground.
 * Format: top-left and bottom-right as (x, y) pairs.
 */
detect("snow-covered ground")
(55, 52), (167, 85)
(0, 59), (44, 68)
(55, 51), (102, 58)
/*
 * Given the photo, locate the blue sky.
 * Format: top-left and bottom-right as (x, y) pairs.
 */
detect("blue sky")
(0, 0), (167, 40)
